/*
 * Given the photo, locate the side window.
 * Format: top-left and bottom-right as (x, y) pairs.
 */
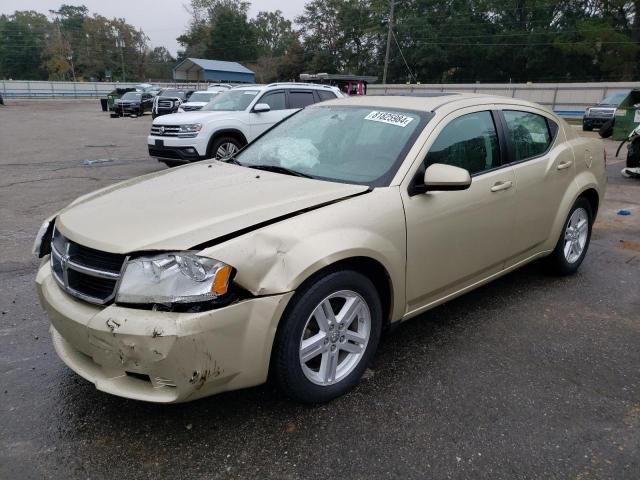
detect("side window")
(503, 110), (552, 161)
(289, 90), (315, 108)
(258, 91), (286, 111)
(425, 111), (500, 175)
(317, 90), (337, 102)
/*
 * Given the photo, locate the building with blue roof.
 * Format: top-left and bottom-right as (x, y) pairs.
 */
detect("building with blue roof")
(173, 58), (256, 83)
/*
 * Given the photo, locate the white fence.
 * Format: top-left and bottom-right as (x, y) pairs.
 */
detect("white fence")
(4, 79), (640, 115)
(368, 81), (640, 116)
(1, 80), (204, 98)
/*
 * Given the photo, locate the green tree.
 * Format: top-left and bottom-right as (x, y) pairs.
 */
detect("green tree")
(146, 46), (176, 80)
(204, 4), (256, 61)
(0, 11), (51, 79)
(252, 10), (297, 57)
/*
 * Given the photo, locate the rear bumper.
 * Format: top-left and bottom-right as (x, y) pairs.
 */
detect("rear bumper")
(37, 260), (294, 403)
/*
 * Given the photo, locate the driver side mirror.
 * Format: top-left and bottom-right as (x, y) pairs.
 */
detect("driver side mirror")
(253, 103), (271, 113)
(410, 163), (471, 195)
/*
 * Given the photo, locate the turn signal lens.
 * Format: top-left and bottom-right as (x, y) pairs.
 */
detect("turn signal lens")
(212, 264), (233, 296)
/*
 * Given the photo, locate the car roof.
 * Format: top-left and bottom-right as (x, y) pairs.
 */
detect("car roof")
(230, 83), (340, 92)
(316, 93), (553, 115)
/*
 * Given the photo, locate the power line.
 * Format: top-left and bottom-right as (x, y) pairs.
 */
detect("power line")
(391, 28), (417, 82)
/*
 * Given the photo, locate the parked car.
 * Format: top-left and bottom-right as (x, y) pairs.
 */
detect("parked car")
(110, 91), (154, 117)
(101, 87), (136, 112)
(208, 83), (233, 91)
(151, 89), (193, 118)
(177, 90), (224, 112)
(582, 91), (628, 131)
(148, 83), (344, 167)
(34, 94), (606, 404)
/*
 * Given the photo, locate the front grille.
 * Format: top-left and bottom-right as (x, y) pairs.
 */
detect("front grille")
(150, 125), (181, 137)
(158, 99), (175, 109)
(182, 105), (202, 111)
(589, 108), (615, 117)
(50, 229), (126, 305)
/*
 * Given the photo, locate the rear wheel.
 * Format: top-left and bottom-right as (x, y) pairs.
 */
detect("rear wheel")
(273, 270), (382, 403)
(208, 136), (243, 160)
(545, 198), (592, 275)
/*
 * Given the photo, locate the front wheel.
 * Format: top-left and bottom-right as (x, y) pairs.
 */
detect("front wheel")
(272, 270), (382, 403)
(208, 136), (243, 160)
(545, 198), (592, 275)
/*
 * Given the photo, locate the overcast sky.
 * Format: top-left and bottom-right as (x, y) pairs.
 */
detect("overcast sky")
(0, 0), (305, 55)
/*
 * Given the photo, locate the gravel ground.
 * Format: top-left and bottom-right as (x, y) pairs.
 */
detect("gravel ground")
(0, 100), (639, 480)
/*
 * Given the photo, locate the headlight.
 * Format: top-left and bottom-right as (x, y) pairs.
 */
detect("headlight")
(116, 252), (233, 305)
(33, 219), (53, 258)
(178, 123), (202, 138)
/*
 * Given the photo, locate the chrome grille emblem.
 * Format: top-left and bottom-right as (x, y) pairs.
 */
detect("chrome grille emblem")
(50, 229), (127, 305)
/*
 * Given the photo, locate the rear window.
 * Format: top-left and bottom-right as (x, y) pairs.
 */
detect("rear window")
(317, 90), (337, 102)
(503, 111), (553, 162)
(289, 91), (315, 108)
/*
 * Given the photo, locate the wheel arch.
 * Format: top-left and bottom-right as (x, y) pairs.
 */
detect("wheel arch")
(578, 187), (599, 220)
(545, 180), (601, 252)
(206, 129), (248, 156)
(287, 256), (395, 327)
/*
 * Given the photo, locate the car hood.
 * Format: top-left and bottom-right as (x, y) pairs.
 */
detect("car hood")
(152, 110), (239, 125)
(55, 162), (369, 253)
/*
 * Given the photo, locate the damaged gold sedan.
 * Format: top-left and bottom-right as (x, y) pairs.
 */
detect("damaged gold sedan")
(35, 95), (606, 403)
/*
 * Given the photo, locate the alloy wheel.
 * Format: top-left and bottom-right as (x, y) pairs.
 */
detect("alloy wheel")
(299, 290), (371, 386)
(215, 142), (239, 159)
(563, 207), (589, 263)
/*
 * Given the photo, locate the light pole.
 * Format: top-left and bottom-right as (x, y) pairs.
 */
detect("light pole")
(382, 0), (396, 85)
(116, 37), (126, 82)
(67, 53), (76, 82)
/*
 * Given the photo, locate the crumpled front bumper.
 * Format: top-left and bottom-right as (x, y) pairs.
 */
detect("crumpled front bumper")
(36, 260), (293, 403)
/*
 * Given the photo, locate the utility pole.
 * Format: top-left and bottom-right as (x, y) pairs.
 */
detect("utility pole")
(382, 0), (395, 85)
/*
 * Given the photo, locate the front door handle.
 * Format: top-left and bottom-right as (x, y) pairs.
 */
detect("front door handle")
(490, 180), (513, 192)
(557, 160), (573, 170)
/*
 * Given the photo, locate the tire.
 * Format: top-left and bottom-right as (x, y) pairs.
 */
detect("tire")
(599, 118), (614, 138)
(582, 123), (593, 132)
(207, 136), (243, 160)
(545, 198), (593, 275)
(272, 269), (383, 403)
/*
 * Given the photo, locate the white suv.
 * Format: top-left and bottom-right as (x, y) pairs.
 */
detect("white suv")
(148, 83), (344, 167)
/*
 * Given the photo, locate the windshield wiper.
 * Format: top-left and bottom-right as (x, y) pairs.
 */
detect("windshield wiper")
(223, 156), (243, 166)
(248, 164), (313, 178)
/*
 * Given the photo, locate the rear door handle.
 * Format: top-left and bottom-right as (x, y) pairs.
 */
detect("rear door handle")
(490, 180), (513, 192)
(557, 160), (573, 170)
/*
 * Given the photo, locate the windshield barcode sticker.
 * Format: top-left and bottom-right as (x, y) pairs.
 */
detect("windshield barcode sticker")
(364, 111), (414, 127)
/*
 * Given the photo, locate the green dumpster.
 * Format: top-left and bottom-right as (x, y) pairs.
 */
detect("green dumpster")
(613, 89), (640, 140)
